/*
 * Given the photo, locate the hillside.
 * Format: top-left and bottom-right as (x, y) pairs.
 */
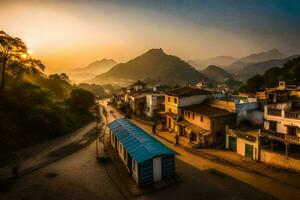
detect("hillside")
(236, 55), (299, 80)
(189, 56), (236, 69)
(238, 49), (285, 64)
(68, 58), (117, 82)
(90, 48), (213, 86)
(201, 65), (233, 82)
(240, 57), (300, 93)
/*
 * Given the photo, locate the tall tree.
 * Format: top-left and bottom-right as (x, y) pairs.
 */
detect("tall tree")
(0, 31), (45, 88)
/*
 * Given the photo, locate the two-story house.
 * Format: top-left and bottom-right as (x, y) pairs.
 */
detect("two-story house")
(183, 103), (235, 147)
(163, 86), (211, 135)
(144, 94), (165, 118)
(262, 100), (300, 156)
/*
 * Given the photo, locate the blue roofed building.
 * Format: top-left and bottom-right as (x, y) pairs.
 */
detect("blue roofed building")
(108, 118), (176, 186)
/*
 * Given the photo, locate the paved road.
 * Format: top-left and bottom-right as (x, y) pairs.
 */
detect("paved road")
(102, 100), (276, 200)
(0, 99), (278, 200)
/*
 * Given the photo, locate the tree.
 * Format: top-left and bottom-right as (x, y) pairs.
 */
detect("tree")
(66, 89), (95, 112)
(0, 31), (45, 88)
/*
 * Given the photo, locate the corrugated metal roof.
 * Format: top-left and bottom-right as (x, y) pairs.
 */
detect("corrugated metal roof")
(108, 118), (176, 163)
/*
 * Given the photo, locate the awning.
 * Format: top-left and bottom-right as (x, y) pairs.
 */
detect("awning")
(186, 124), (210, 135)
(177, 120), (191, 127)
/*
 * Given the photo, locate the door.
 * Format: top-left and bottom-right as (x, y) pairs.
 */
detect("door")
(153, 157), (162, 182)
(229, 136), (237, 152)
(245, 143), (253, 160)
(168, 118), (171, 129)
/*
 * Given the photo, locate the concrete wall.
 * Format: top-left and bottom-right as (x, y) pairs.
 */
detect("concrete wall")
(226, 128), (259, 160)
(184, 110), (211, 130)
(210, 99), (236, 112)
(179, 95), (208, 107)
(260, 149), (300, 172)
(264, 106), (300, 137)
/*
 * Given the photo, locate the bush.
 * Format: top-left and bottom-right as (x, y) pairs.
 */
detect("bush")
(66, 88), (95, 112)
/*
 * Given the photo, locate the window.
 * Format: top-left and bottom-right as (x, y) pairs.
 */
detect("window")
(288, 126), (297, 136)
(174, 98), (177, 104)
(269, 121), (277, 131)
(169, 108), (171, 112)
(168, 97), (171, 102)
(200, 116), (203, 122)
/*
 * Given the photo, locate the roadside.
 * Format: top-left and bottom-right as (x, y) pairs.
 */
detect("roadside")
(0, 121), (98, 181)
(102, 99), (300, 200)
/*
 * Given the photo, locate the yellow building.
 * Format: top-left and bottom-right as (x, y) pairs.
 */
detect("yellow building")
(163, 86), (211, 136)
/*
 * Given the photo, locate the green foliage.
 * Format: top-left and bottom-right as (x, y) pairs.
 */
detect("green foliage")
(0, 31), (45, 87)
(240, 57), (300, 93)
(0, 31), (95, 152)
(66, 88), (95, 112)
(239, 75), (265, 93)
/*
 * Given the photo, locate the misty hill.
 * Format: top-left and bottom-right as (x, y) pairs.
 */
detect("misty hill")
(227, 49), (286, 74)
(240, 57), (300, 93)
(191, 49), (286, 72)
(90, 48), (213, 86)
(201, 65), (233, 82)
(238, 49), (285, 64)
(189, 56), (236, 70)
(236, 55), (300, 81)
(68, 59), (117, 82)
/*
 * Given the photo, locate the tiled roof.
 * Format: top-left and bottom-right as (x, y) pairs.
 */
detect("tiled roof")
(166, 86), (211, 97)
(184, 104), (234, 118)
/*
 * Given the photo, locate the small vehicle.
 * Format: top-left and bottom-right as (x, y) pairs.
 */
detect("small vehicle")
(125, 114), (131, 119)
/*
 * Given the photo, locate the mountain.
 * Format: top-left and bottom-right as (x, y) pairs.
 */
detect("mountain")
(240, 57), (300, 93)
(79, 59), (117, 73)
(226, 61), (247, 73)
(238, 49), (285, 64)
(68, 59), (117, 82)
(201, 65), (233, 82)
(90, 48), (213, 86)
(236, 55), (300, 81)
(190, 56), (236, 69)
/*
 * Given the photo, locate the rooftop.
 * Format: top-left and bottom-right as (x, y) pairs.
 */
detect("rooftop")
(184, 103), (233, 117)
(108, 118), (176, 163)
(166, 86), (211, 97)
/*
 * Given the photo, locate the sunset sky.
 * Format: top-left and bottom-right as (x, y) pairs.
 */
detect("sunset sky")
(1, 0), (300, 72)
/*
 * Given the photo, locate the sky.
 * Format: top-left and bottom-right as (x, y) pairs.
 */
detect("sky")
(1, 0), (300, 72)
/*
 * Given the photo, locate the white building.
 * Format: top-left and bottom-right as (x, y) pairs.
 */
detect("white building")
(262, 101), (300, 156)
(144, 94), (165, 118)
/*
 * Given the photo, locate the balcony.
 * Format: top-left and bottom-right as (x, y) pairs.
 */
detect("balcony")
(267, 109), (281, 117)
(261, 129), (300, 145)
(285, 110), (300, 119)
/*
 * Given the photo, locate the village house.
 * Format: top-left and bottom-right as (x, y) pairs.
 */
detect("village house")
(183, 103), (235, 147)
(144, 93), (165, 118)
(210, 95), (262, 125)
(108, 118), (176, 186)
(162, 86), (211, 135)
(125, 93), (146, 115)
(226, 125), (260, 160)
(261, 100), (300, 157)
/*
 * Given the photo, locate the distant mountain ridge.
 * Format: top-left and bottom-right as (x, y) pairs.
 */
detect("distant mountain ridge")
(90, 48), (213, 86)
(67, 58), (117, 82)
(201, 65), (233, 82)
(189, 56), (236, 70)
(190, 49), (286, 72)
(236, 55), (300, 80)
